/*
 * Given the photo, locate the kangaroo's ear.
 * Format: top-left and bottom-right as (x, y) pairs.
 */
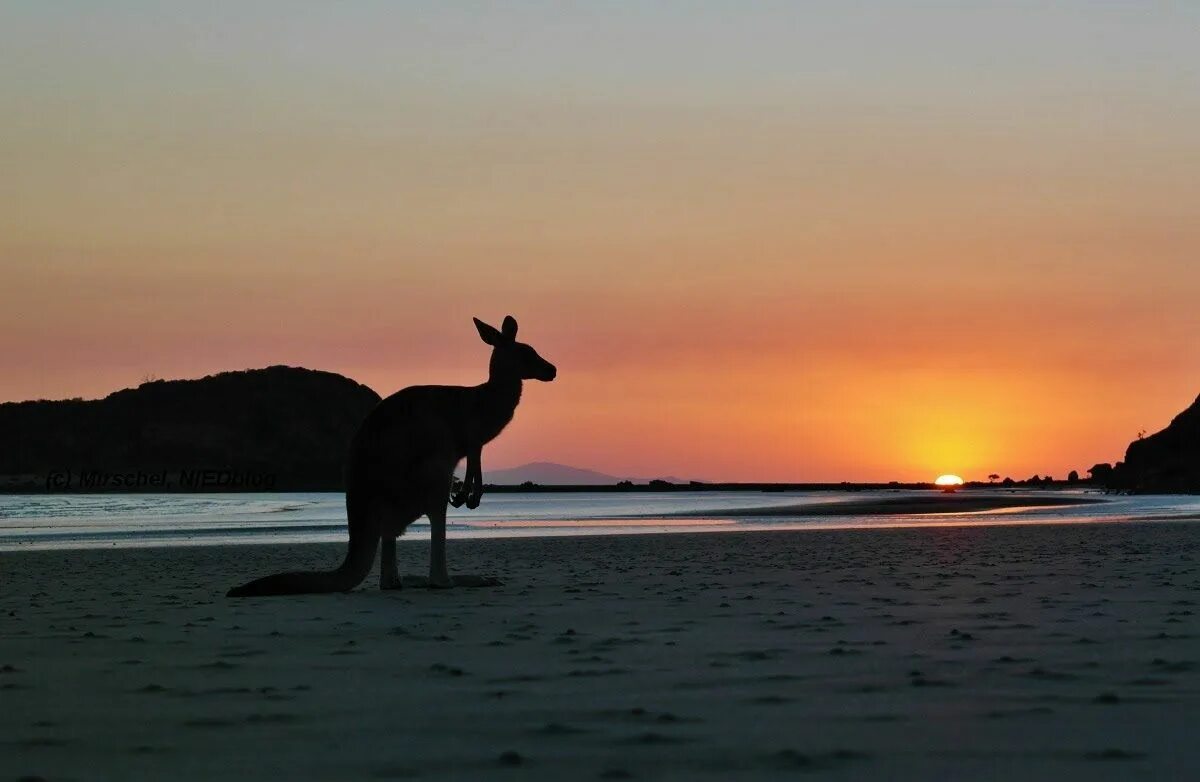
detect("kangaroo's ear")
(474, 317), (503, 346)
(501, 315), (518, 340)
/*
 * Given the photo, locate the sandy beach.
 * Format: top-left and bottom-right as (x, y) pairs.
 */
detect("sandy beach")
(3, 520), (1199, 781)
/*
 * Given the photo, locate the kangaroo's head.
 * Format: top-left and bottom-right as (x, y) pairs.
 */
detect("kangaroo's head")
(474, 316), (557, 382)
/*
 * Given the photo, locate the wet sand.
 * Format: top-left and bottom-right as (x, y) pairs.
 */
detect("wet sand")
(2, 521), (1199, 781)
(670, 491), (1107, 518)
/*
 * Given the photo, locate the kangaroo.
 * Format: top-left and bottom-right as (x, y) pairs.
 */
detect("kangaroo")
(227, 315), (556, 596)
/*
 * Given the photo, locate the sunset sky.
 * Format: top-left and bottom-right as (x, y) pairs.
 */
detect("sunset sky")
(3, 3), (1198, 482)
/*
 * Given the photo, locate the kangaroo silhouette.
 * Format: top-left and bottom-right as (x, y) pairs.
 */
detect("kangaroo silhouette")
(227, 315), (556, 596)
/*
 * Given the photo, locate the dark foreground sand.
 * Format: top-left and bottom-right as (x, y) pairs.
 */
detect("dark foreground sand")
(3, 521), (1199, 781)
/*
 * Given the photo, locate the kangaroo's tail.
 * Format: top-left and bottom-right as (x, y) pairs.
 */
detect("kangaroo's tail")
(226, 484), (378, 597)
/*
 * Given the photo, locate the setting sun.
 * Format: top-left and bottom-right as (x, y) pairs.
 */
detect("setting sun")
(935, 475), (965, 488)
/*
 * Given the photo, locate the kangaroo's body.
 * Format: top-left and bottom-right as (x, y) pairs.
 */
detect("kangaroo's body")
(227, 316), (555, 597)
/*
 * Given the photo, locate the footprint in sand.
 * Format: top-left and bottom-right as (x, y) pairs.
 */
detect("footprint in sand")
(1083, 748), (1147, 761)
(488, 674), (543, 684)
(16, 737), (70, 748)
(770, 749), (868, 770)
(244, 712), (303, 724)
(369, 765), (421, 779)
(182, 718), (237, 728)
(623, 732), (688, 745)
(535, 722), (588, 735)
(429, 662), (467, 677)
(567, 667), (629, 678)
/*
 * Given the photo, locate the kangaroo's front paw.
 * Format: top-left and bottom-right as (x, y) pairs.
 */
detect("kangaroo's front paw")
(448, 491), (467, 508)
(465, 491), (482, 510)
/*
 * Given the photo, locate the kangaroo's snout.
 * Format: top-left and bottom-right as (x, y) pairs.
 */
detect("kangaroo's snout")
(536, 361), (557, 382)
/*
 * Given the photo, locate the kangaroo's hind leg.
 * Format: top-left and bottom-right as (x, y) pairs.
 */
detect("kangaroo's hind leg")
(427, 491), (454, 589)
(379, 495), (422, 591)
(380, 536), (402, 590)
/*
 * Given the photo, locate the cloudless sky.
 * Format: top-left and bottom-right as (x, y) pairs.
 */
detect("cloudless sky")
(3, 2), (1198, 481)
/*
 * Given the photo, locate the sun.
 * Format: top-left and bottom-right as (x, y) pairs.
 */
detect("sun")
(935, 474), (965, 490)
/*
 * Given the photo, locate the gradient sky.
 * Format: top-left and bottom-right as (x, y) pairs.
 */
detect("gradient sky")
(3, 2), (1198, 481)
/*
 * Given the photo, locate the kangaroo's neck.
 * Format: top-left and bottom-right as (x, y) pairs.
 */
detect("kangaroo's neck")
(476, 372), (522, 444)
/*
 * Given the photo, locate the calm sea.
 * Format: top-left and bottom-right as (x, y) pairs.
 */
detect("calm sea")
(2, 490), (1199, 551)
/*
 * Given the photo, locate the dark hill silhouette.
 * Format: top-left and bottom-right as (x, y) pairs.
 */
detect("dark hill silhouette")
(481, 462), (623, 486)
(0, 366), (380, 491)
(1121, 393), (1200, 493)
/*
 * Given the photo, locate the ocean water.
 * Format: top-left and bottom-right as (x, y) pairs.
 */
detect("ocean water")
(2, 490), (1199, 551)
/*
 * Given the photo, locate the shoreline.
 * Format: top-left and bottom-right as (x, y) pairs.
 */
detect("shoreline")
(0, 490), (1152, 555)
(661, 492), (1108, 518)
(0, 511), (1171, 554)
(0, 492), (1122, 555)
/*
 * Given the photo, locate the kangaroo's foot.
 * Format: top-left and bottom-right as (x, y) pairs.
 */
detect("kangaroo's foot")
(398, 574), (503, 588)
(380, 570), (403, 591)
(391, 574), (452, 589)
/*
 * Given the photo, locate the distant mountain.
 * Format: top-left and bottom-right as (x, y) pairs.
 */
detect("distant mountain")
(0, 366), (380, 492)
(1121, 393), (1200, 493)
(481, 461), (689, 486)
(482, 462), (622, 486)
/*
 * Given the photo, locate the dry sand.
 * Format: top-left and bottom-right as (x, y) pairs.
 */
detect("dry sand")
(3, 521), (1199, 781)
